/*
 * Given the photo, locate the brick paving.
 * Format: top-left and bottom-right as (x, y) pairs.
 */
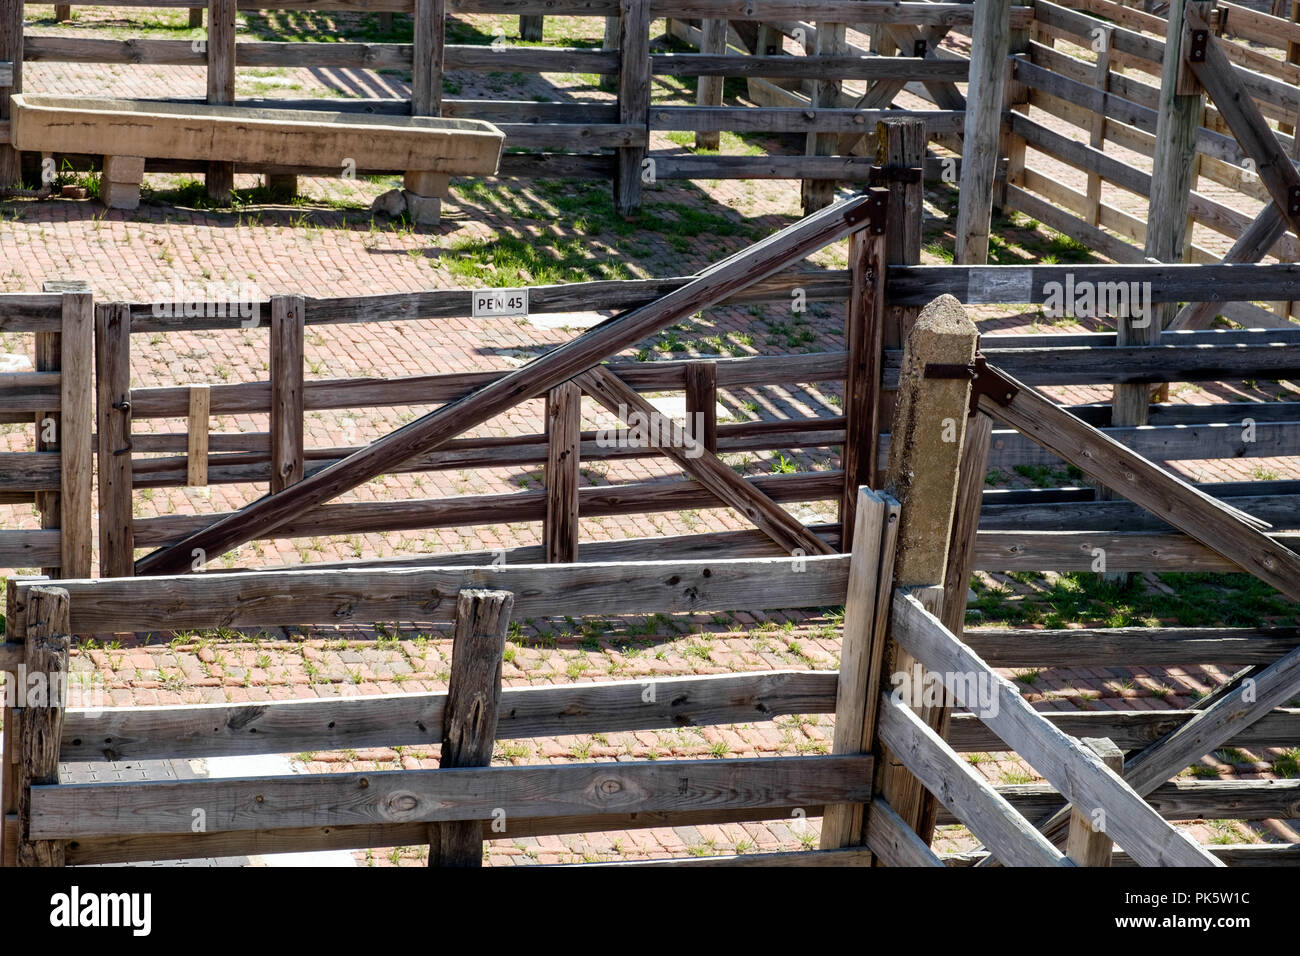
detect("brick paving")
(0, 8), (1297, 865)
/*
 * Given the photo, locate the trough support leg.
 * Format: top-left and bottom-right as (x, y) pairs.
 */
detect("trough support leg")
(100, 155), (145, 211)
(403, 170), (449, 226)
(264, 173), (298, 199)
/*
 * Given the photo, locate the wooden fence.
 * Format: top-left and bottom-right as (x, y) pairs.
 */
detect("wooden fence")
(0, 0), (999, 208)
(0, 284), (91, 579)
(6, 487), (1289, 867)
(2, 152), (1299, 581)
(7, 321), (1300, 867)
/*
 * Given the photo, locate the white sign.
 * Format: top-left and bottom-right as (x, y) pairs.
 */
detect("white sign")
(472, 288), (529, 318)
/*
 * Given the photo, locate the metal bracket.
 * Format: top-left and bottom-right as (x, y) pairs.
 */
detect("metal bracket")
(870, 164), (922, 185)
(846, 187), (889, 234)
(1188, 28), (1209, 63)
(923, 354), (1020, 416)
(1289, 186), (1300, 217)
(913, 38), (928, 58)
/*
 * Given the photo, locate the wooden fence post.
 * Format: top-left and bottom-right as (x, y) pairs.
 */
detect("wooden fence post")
(802, 21), (846, 213)
(840, 190), (887, 549)
(429, 588), (514, 866)
(915, 409), (993, 842)
(875, 118), (925, 441)
(695, 18), (728, 150)
(520, 14), (543, 43)
(614, 0), (649, 216)
(206, 0), (237, 204)
(56, 288), (93, 579)
(189, 7), (204, 29)
(95, 303), (134, 578)
(1066, 737), (1123, 866)
(543, 381), (580, 563)
(819, 487), (899, 851)
(270, 295), (305, 494)
(1121, 0), (1209, 426)
(954, 0), (1012, 264)
(874, 294), (978, 843)
(1084, 25), (1114, 226)
(684, 360), (718, 455)
(16, 586), (69, 867)
(413, 0), (445, 117)
(0, 0), (23, 188)
(1, 576), (45, 866)
(187, 384), (210, 489)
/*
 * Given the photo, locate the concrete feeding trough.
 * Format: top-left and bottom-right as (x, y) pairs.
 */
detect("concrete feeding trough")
(8, 94), (505, 222)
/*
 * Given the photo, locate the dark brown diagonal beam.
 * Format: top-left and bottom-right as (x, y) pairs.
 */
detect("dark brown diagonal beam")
(576, 367), (834, 556)
(1184, 7), (1300, 239)
(1164, 202), (1289, 332)
(134, 197), (874, 575)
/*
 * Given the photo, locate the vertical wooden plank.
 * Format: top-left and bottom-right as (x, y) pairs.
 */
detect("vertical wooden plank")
(270, 295), (305, 494)
(954, 0), (1012, 264)
(695, 18), (728, 150)
(95, 303), (133, 578)
(0, 577), (43, 867)
(34, 316), (61, 580)
(206, 0), (237, 203)
(0, 0), (22, 188)
(543, 381), (580, 563)
(915, 409), (993, 843)
(875, 118), (925, 441)
(54, 5), (70, 21)
(1085, 26), (1114, 226)
(614, 0), (650, 216)
(58, 291), (93, 579)
(802, 21), (846, 213)
(819, 488), (899, 850)
(839, 210), (887, 549)
(875, 294), (978, 840)
(1066, 737), (1123, 866)
(1118, 0), (1207, 427)
(684, 360), (718, 456)
(187, 384), (211, 489)
(429, 588), (514, 867)
(413, 0), (445, 116)
(189, 7), (204, 28)
(602, 14), (620, 85)
(520, 15), (543, 42)
(16, 587), (69, 867)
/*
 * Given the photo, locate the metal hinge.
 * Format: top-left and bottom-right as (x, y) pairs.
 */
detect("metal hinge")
(923, 354), (1020, 416)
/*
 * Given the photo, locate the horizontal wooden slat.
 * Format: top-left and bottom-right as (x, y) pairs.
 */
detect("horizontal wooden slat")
(650, 106), (963, 134)
(948, 843), (1300, 867)
(965, 627), (1300, 668)
(30, 754), (874, 838)
(888, 263), (1300, 305)
(61, 670), (838, 760)
(935, 779), (1300, 826)
(651, 53), (969, 79)
(0, 453), (60, 492)
(0, 531), (61, 568)
(129, 351), (848, 416)
(982, 493), (1300, 533)
(950, 707), (1300, 754)
(17, 555), (849, 633)
(974, 530), (1300, 572)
